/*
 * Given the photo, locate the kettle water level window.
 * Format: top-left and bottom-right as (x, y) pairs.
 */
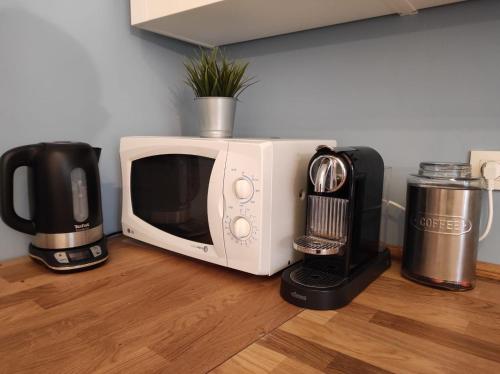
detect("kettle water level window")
(71, 168), (89, 223)
(130, 154), (215, 245)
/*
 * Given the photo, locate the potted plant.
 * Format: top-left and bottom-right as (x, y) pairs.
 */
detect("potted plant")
(184, 48), (255, 138)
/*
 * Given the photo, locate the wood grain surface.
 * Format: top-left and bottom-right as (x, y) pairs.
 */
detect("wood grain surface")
(0, 237), (301, 373)
(214, 253), (500, 374)
(1, 237), (499, 373)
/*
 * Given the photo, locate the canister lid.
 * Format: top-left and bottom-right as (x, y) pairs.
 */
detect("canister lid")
(418, 162), (472, 179)
(409, 161), (483, 189)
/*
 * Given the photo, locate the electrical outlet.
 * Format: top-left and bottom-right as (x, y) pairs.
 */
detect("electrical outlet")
(469, 151), (500, 191)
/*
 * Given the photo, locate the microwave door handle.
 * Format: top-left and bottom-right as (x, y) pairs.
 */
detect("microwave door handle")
(219, 195), (225, 223)
(206, 149), (228, 264)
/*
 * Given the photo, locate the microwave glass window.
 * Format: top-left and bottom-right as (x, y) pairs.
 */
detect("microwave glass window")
(131, 154), (215, 245)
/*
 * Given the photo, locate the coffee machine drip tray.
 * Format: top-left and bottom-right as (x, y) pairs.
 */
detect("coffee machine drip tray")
(289, 266), (345, 289)
(293, 235), (345, 255)
(281, 249), (391, 310)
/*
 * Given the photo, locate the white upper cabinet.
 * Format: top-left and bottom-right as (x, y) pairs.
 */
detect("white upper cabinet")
(131, 0), (465, 47)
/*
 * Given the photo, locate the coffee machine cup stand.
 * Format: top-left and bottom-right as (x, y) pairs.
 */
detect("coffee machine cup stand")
(280, 146), (391, 310)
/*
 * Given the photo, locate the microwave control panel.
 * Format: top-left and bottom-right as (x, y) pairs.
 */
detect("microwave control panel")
(223, 143), (264, 273)
(223, 174), (259, 245)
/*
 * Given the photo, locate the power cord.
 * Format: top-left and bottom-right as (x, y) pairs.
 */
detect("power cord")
(382, 160), (498, 241)
(383, 199), (406, 212)
(106, 230), (123, 238)
(479, 161), (500, 241)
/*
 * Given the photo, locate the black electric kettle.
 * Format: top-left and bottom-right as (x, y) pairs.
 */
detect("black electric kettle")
(0, 142), (108, 271)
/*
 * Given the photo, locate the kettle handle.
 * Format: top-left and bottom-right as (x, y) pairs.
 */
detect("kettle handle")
(0, 145), (38, 235)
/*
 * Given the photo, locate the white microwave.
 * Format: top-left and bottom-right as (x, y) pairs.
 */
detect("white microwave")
(120, 136), (337, 275)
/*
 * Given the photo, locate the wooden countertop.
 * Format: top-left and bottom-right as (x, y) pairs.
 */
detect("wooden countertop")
(1, 237), (499, 373)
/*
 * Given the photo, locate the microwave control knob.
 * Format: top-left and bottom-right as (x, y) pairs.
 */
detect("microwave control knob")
(234, 178), (253, 200)
(231, 217), (252, 239)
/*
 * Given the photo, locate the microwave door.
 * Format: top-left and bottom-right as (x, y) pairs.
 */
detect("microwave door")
(121, 139), (228, 266)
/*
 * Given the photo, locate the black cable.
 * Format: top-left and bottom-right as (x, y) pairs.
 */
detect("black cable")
(105, 230), (123, 238)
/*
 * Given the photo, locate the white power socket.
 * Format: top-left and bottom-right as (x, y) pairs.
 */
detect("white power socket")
(469, 151), (500, 191)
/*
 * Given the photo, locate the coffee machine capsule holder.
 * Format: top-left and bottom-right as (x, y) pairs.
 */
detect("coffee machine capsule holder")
(281, 146), (391, 310)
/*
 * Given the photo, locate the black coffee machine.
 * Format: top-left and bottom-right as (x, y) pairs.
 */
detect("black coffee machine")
(281, 146), (390, 310)
(0, 142), (108, 271)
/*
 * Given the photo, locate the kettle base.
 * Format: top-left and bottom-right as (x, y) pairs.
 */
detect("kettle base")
(28, 236), (108, 272)
(280, 249), (391, 310)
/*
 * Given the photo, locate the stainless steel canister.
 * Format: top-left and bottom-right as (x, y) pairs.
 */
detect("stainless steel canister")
(402, 162), (483, 291)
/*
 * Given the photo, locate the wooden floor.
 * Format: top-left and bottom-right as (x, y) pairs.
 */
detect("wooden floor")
(1, 237), (499, 373)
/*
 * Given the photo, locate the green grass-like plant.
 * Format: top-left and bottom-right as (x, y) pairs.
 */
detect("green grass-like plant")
(184, 48), (255, 98)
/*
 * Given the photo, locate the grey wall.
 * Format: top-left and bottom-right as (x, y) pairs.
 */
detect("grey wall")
(1, 0), (499, 264)
(226, 0), (500, 263)
(0, 0), (194, 260)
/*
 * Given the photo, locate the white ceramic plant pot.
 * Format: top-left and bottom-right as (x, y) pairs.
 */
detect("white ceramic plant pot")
(195, 97), (236, 138)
